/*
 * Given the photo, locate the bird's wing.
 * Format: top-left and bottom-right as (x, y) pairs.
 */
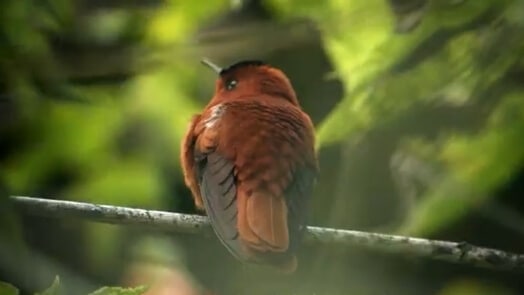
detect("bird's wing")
(190, 105), (245, 259)
(283, 111), (318, 253)
(281, 164), (317, 252)
(197, 150), (243, 257)
(180, 114), (204, 210)
(238, 164), (317, 254)
(239, 148), (317, 254)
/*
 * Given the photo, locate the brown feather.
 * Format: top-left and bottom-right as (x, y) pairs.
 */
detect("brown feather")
(216, 100), (316, 270)
(180, 114), (204, 210)
(247, 192), (289, 251)
(237, 189), (265, 250)
(180, 60), (318, 273)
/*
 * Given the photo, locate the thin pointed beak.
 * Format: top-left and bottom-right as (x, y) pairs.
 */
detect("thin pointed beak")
(201, 58), (222, 74)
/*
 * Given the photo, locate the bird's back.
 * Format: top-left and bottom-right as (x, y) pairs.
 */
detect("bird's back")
(200, 98), (317, 271)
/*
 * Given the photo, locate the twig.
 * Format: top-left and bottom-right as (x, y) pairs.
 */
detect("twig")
(10, 196), (524, 272)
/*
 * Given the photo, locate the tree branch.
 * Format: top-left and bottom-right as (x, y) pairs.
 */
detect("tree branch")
(10, 196), (524, 272)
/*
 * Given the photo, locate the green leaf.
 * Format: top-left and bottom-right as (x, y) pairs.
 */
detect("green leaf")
(35, 276), (60, 295)
(88, 286), (148, 295)
(303, 0), (509, 148)
(399, 90), (524, 236)
(437, 278), (516, 295)
(0, 281), (19, 295)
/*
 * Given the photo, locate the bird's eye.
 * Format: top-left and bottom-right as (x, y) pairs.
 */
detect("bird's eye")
(225, 79), (237, 91)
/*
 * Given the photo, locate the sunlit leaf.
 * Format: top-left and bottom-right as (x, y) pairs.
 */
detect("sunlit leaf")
(145, 0), (228, 45)
(0, 281), (19, 295)
(437, 278), (515, 295)
(35, 276), (60, 295)
(88, 285), (148, 295)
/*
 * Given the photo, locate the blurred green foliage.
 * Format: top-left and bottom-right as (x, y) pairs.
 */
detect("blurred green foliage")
(0, 281), (19, 295)
(268, 0), (524, 237)
(400, 90), (524, 234)
(0, 276), (147, 295)
(35, 276), (60, 295)
(88, 286), (148, 295)
(436, 278), (516, 295)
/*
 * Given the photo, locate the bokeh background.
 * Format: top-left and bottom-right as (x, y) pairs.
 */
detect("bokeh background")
(1, 0), (524, 294)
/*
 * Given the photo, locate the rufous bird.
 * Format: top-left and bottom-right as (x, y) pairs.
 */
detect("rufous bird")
(181, 59), (318, 273)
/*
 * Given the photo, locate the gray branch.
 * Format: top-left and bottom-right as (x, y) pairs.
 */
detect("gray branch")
(10, 196), (524, 272)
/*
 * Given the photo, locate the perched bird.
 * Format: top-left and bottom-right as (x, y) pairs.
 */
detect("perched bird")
(181, 59), (318, 273)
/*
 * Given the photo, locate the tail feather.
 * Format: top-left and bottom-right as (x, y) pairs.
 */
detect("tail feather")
(246, 192), (289, 252)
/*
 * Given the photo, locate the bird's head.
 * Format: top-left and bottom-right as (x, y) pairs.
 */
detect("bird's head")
(201, 59), (299, 106)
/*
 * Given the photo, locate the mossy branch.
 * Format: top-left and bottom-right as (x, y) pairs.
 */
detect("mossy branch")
(10, 196), (524, 272)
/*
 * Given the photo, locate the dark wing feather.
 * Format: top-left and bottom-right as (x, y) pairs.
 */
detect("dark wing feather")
(285, 165), (317, 253)
(195, 150), (243, 259)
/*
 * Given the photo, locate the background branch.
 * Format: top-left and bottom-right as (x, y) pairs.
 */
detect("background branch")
(10, 196), (524, 273)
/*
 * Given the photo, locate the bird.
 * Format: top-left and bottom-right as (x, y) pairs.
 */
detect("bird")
(180, 58), (318, 273)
